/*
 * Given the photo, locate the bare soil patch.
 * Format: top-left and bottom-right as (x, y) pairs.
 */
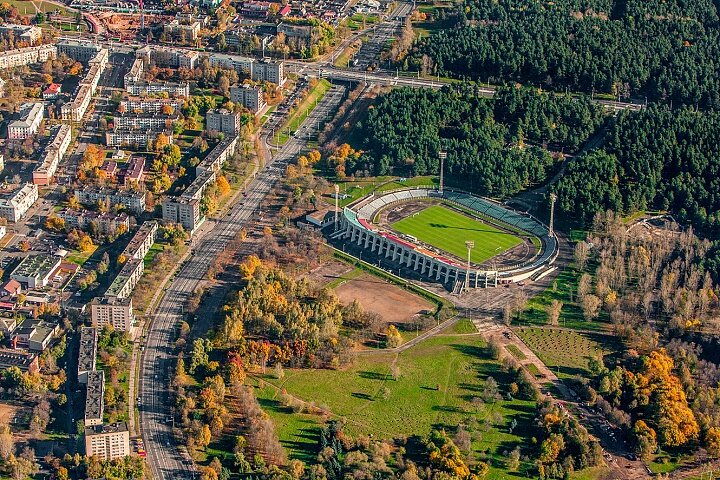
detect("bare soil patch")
(335, 273), (433, 324)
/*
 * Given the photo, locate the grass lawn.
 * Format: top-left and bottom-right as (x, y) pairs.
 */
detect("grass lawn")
(277, 79), (332, 145)
(66, 245), (98, 266)
(505, 344), (526, 361)
(143, 243), (164, 269)
(519, 267), (609, 331)
(515, 328), (621, 379)
(253, 333), (539, 478)
(391, 205), (522, 265)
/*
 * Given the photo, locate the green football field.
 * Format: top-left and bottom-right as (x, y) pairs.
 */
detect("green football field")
(391, 205), (522, 265)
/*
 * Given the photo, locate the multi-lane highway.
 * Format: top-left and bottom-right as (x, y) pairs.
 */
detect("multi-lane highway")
(137, 87), (345, 480)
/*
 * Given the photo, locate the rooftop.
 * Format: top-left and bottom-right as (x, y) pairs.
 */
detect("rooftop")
(78, 326), (97, 373)
(11, 254), (60, 280)
(105, 258), (142, 297)
(121, 220), (157, 259)
(9, 102), (43, 130)
(85, 370), (104, 422)
(0, 348), (36, 370)
(85, 421), (128, 436)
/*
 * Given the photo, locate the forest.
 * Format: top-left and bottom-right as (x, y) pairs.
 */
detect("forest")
(555, 105), (720, 236)
(351, 84), (606, 197)
(409, 0), (720, 108)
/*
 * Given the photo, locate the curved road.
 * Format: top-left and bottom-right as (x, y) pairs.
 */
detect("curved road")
(138, 88), (345, 480)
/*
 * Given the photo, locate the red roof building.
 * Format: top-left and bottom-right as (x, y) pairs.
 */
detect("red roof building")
(42, 83), (62, 100)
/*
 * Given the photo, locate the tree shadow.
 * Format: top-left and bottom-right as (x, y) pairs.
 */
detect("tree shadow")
(358, 371), (390, 381)
(351, 392), (374, 401)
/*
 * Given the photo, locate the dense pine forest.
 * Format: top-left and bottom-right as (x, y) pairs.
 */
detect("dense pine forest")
(352, 84), (606, 197)
(407, 0), (720, 108)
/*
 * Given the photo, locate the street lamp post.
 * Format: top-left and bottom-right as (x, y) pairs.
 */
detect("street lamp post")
(465, 240), (474, 292)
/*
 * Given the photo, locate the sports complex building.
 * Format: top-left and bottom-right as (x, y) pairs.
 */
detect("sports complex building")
(333, 188), (559, 291)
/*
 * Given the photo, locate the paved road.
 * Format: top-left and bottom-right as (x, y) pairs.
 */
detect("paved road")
(138, 89), (345, 480)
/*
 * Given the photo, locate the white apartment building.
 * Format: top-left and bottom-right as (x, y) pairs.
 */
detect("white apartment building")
(230, 83), (266, 114)
(125, 80), (190, 97)
(0, 24), (43, 44)
(162, 197), (201, 232)
(85, 423), (130, 461)
(90, 296), (134, 332)
(74, 187), (146, 214)
(135, 45), (198, 69)
(33, 124), (72, 186)
(123, 58), (144, 87)
(0, 183), (38, 222)
(56, 39), (101, 61)
(105, 129), (174, 148)
(8, 102), (44, 140)
(0, 44), (56, 70)
(120, 97), (184, 115)
(113, 113), (180, 131)
(163, 18), (201, 41)
(61, 48), (108, 123)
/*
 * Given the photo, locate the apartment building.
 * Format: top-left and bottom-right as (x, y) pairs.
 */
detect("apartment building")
(125, 80), (190, 97)
(120, 97), (183, 115)
(90, 296), (134, 332)
(135, 45), (198, 69)
(123, 57), (144, 87)
(254, 59), (285, 85)
(8, 102), (44, 140)
(85, 422), (130, 461)
(61, 49), (108, 122)
(206, 108), (241, 134)
(162, 197), (201, 233)
(230, 83), (266, 114)
(205, 54), (285, 85)
(0, 349), (38, 373)
(195, 133), (239, 175)
(74, 187), (146, 214)
(0, 44), (56, 70)
(0, 183), (38, 222)
(121, 220), (158, 260)
(57, 39), (101, 62)
(113, 112), (180, 131)
(0, 24), (43, 44)
(33, 124), (72, 186)
(105, 258), (143, 300)
(57, 209), (130, 235)
(84, 370), (104, 427)
(163, 18), (201, 41)
(122, 156), (145, 186)
(105, 129), (173, 149)
(77, 326), (97, 384)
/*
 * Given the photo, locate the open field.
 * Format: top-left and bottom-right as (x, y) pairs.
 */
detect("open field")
(334, 273), (433, 325)
(391, 205), (522, 264)
(515, 327), (621, 379)
(253, 328), (540, 478)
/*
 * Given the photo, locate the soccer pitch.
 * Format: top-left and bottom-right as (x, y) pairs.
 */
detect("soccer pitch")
(391, 205), (523, 265)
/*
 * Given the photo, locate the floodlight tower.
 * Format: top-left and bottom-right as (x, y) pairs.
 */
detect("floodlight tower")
(549, 192), (557, 237)
(438, 151), (447, 194)
(465, 240), (474, 292)
(334, 184), (340, 231)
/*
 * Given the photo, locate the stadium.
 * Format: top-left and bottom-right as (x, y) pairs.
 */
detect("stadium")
(333, 187), (559, 292)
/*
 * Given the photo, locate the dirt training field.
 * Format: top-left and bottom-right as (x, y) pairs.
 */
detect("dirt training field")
(335, 273), (432, 324)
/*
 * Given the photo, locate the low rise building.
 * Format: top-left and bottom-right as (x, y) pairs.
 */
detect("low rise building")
(10, 254), (61, 289)
(0, 44), (56, 70)
(42, 83), (62, 100)
(122, 156), (145, 186)
(121, 220), (158, 260)
(85, 422), (130, 461)
(8, 102), (44, 140)
(11, 319), (60, 352)
(90, 296), (134, 332)
(104, 258), (143, 299)
(57, 209), (130, 235)
(74, 187), (146, 214)
(230, 83), (266, 114)
(78, 326), (97, 384)
(195, 133), (239, 176)
(0, 183), (38, 222)
(0, 349), (38, 373)
(61, 85), (92, 122)
(33, 124), (72, 186)
(84, 370), (104, 427)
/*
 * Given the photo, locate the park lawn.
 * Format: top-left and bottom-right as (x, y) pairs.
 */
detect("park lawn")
(66, 244), (99, 266)
(254, 333), (539, 478)
(515, 327), (621, 379)
(143, 243), (164, 269)
(391, 205), (522, 265)
(519, 267), (609, 331)
(277, 79), (332, 145)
